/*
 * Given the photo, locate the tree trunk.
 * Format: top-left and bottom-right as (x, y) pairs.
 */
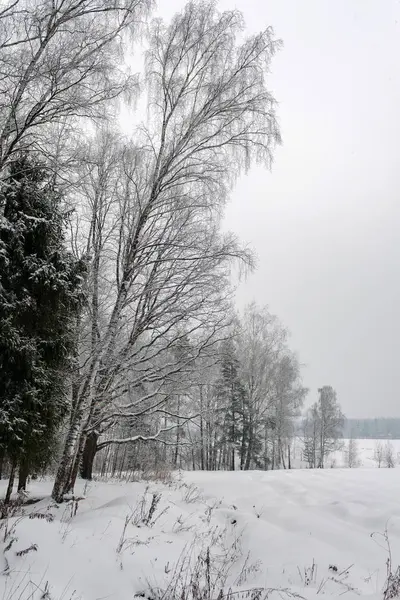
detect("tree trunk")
(199, 386), (205, 470)
(80, 431), (98, 480)
(277, 436), (282, 469)
(52, 414), (82, 503)
(112, 444), (120, 477)
(245, 425), (253, 470)
(174, 395), (181, 467)
(240, 422), (247, 470)
(119, 443), (128, 478)
(67, 431), (87, 493)
(4, 462), (16, 505)
(17, 460), (29, 491)
(211, 433), (217, 470)
(206, 419), (212, 470)
(192, 448), (196, 471)
(231, 402), (236, 471)
(100, 445), (110, 476)
(217, 444), (224, 470)
(163, 415), (168, 464)
(263, 425), (268, 470)
(319, 426), (324, 468)
(280, 446), (286, 470)
(271, 439), (276, 470)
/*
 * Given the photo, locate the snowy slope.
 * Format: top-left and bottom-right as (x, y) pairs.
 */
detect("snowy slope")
(1, 469), (400, 600)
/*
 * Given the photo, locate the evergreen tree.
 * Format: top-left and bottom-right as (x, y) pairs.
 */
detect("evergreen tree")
(215, 340), (246, 471)
(0, 157), (85, 500)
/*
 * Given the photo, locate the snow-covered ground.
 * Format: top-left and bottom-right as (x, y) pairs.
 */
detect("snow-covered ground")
(1, 465), (400, 600)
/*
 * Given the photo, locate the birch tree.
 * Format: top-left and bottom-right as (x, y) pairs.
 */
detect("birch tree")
(316, 386), (344, 468)
(268, 354), (307, 469)
(303, 387), (344, 468)
(51, 0), (281, 500)
(0, 0), (148, 182)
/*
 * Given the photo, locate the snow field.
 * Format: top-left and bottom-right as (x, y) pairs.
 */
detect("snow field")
(1, 465), (400, 600)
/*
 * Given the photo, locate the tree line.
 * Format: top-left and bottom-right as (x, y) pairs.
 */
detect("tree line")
(342, 418), (400, 440)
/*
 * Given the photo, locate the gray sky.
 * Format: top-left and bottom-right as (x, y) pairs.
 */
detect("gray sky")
(156, 0), (400, 418)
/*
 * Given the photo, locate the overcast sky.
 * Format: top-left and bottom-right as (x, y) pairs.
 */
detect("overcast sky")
(155, 0), (400, 418)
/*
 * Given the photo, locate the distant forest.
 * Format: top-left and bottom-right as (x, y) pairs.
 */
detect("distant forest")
(342, 418), (400, 439)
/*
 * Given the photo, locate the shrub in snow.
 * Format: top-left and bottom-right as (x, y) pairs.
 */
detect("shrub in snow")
(181, 483), (204, 504)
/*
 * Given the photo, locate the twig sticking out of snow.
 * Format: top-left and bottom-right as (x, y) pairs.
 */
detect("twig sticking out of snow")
(371, 527), (400, 600)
